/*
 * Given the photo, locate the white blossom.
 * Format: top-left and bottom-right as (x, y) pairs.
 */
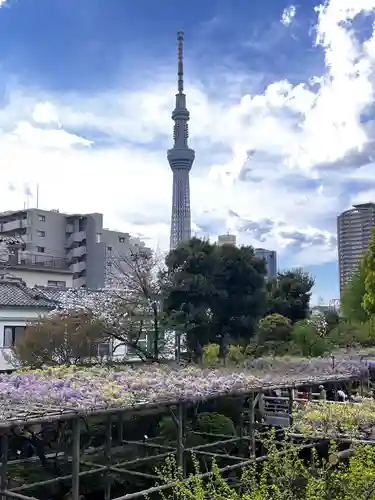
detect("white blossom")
(308, 310), (328, 336)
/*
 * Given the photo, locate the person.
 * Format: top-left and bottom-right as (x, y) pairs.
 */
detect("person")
(350, 391), (362, 403)
(319, 385), (326, 400)
(337, 388), (347, 402)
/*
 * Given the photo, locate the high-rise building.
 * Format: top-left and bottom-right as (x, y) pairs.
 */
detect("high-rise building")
(0, 208), (147, 289)
(254, 248), (277, 280)
(218, 234), (237, 246)
(168, 31), (195, 250)
(338, 203), (375, 294)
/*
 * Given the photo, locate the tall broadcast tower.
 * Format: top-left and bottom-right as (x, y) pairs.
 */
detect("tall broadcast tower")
(168, 31), (195, 250)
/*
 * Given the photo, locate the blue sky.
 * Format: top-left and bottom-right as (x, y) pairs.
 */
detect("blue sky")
(1, 0), (375, 303)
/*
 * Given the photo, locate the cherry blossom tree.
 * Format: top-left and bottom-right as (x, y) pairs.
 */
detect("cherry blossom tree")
(53, 249), (174, 362)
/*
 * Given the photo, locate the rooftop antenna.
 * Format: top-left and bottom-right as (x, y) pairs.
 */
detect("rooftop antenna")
(24, 185), (32, 209)
(177, 30), (184, 94)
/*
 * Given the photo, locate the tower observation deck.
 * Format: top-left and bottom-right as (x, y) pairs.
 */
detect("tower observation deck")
(168, 31), (195, 250)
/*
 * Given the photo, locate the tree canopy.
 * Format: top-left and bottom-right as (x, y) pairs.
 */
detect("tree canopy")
(266, 269), (315, 323)
(162, 238), (267, 358)
(362, 227), (375, 318)
(341, 263), (369, 323)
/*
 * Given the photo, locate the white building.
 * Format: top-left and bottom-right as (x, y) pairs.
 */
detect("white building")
(0, 280), (176, 371)
(0, 280), (57, 371)
(0, 263), (73, 288)
(217, 234), (237, 246)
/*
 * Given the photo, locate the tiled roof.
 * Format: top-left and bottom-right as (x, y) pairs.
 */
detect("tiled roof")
(0, 282), (57, 309)
(34, 286), (105, 304)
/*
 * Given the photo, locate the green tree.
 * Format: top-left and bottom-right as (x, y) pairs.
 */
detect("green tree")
(341, 264), (369, 323)
(329, 321), (375, 348)
(363, 227), (375, 318)
(291, 320), (330, 356)
(257, 313), (292, 343)
(323, 308), (340, 332)
(266, 269), (314, 323)
(162, 238), (267, 359)
(254, 313), (293, 356)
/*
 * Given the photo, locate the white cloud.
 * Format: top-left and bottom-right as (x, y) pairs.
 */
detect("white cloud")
(32, 102), (61, 127)
(0, 0), (7, 7)
(0, 0), (375, 268)
(8, 121), (92, 149)
(281, 5), (297, 26)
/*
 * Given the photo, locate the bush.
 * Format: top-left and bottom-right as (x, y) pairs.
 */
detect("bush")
(158, 412), (236, 443)
(203, 343), (220, 366)
(291, 320), (330, 357)
(13, 311), (106, 367)
(195, 412), (236, 437)
(257, 314), (293, 343)
(227, 344), (246, 364)
(158, 435), (375, 499)
(158, 415), (179, 441)
(329, 321), (375, 348)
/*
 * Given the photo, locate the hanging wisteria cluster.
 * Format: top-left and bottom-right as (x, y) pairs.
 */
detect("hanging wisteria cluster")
(0, 355), (370, 423)
(292, 399), (375, 439)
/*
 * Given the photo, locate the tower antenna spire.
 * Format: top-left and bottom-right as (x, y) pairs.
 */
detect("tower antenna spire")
(177, 31), (184, 94)
(167, 31), (195, 251)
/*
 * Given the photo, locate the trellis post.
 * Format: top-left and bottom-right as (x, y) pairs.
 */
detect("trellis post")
(104, 416), (112, 500)
(238, 397), (245, 457)
(0, 432), (8, 500)
(71, 418), (81, 500)
(288, 388), (294, 426)
(248, 393), (255, 457)
(176, 403), (186, 477)
(117, 412), (124, 444)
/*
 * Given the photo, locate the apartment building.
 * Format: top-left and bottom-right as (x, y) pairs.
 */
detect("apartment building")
(217, 234), (237, 246)
(338, 202), (375, 295)
(254, 248), (277, 280)
(0, 209), (147, 289)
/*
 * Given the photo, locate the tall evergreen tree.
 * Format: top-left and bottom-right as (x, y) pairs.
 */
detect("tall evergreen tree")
(341, 263), (369, 323)
(362, 227), (375, 318)
(266, 269), (314, 323)
(162, 238), (267, 358)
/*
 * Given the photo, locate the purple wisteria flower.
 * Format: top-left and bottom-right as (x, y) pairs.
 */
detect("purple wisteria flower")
(0, 355), (369, 423)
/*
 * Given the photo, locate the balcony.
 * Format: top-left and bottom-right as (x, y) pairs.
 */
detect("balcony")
(1, 220), (24, 232)
(66, 245), (87, 262)
(66, 231), (86, 249)
(70, 261), (86, 274)
(73, 276), (86, 287)
(8, 253), (71, 272)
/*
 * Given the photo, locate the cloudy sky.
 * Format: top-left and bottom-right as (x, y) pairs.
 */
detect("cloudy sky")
(0, 0), (375, 302)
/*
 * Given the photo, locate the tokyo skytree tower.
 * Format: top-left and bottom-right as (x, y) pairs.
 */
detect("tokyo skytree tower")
(168, 31), (195, 250)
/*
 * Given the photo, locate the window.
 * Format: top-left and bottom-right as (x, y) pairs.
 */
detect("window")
(97, 342), (111, 357)
(96, 233), (101, 244)
(47, 280), (66, 288)
(119, 237), (125, 243)
(127, 333), (148, 356)
(37, 230), (45, 237)
(38, 215), (46, 222)
(107, 246), (112, 252)
(3, 326), (26, 348)
(37, 246), (45, 253)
